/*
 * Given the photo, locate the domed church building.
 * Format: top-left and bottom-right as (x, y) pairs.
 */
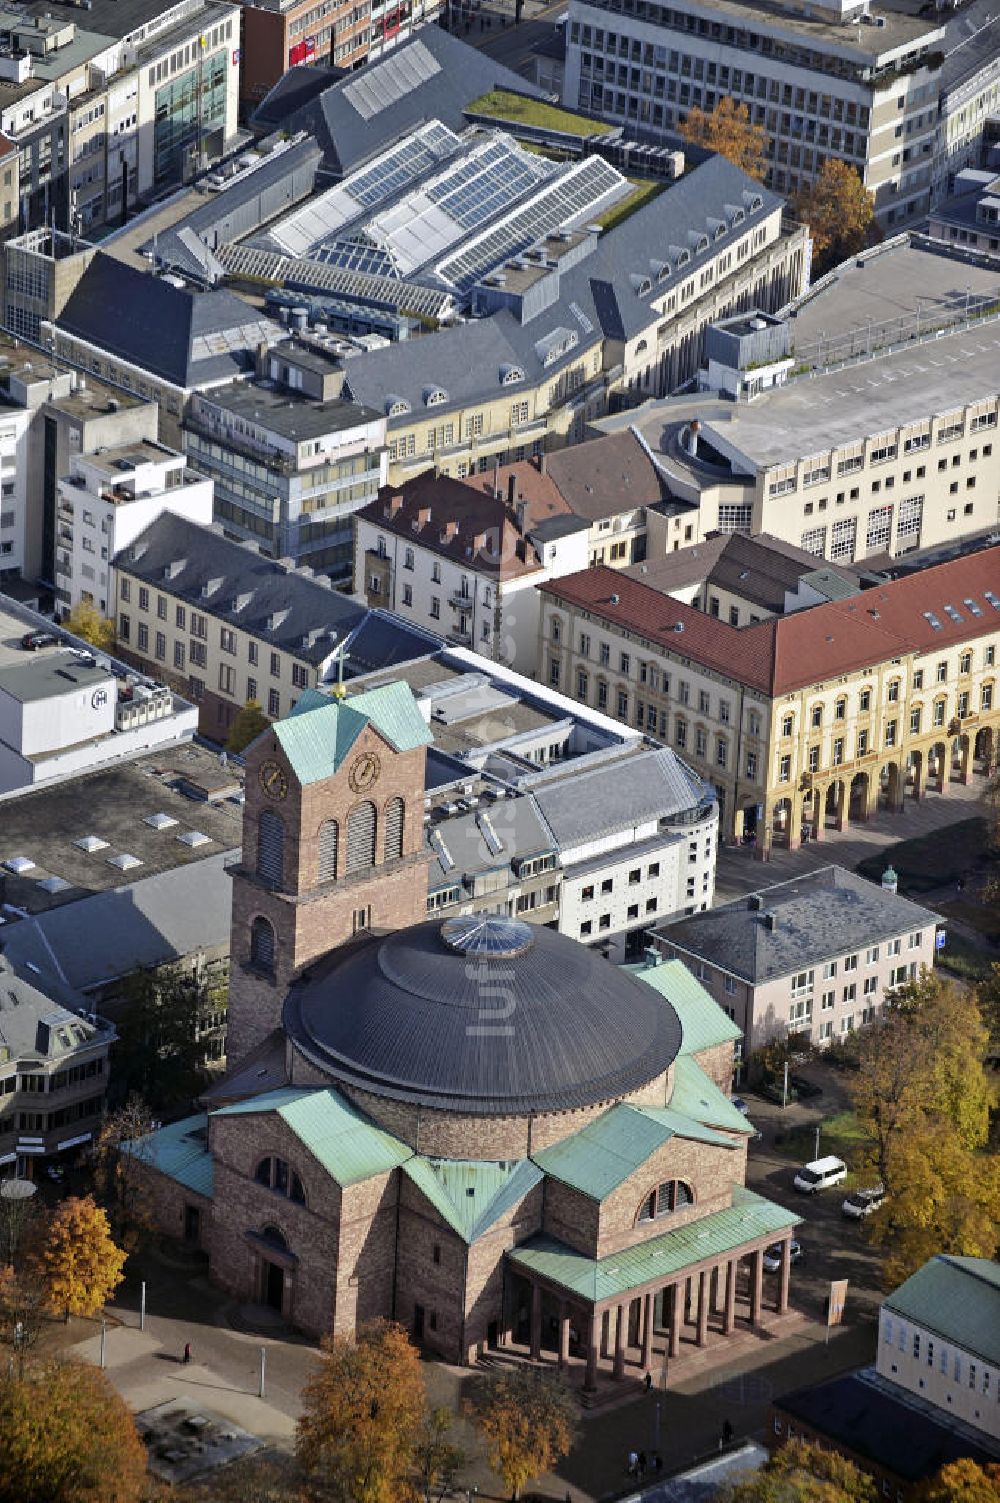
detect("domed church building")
(135, 684), (798, 1385)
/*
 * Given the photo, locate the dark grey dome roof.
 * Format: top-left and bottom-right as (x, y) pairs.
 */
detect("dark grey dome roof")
(283, 918), (682, 1115)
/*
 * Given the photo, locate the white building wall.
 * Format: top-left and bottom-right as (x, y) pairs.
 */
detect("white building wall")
(16, 675), (117, 757)
(0, 409), (34, 577)
(877, 1307), (1000, 1442)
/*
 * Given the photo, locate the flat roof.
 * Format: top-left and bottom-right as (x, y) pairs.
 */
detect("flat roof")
(81, 439), (184, 475)
(0, 743), (242, 915)
(199, 380), (381, 438)
(0, 651), (111, 703)
(705, 318), (1000, 469)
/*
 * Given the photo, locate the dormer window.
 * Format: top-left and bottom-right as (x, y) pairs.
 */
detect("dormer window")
(386, 395), (411, 417)
(424, 387), (448, 407)
(500, 363), (525, 386)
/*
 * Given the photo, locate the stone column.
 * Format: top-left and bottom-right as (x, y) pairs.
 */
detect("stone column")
(640, 1289), (654, 1371)
(600, 1308), (610, 1360)
(585, 1310), (599, 1393)
(778, 1239), (792, 1315)
(834, 780), (848, 831)
(530, 1282), (542, 1361)
(910, 753), (924, 801)
(613, 1301), (627, 1380)
(558, 1302), (571, 1371)
(811, 787), (825, 841)
(750, 1249), (764, 1328)
(668, 1284), (681, 1358)
(696, 1270), (709, 1348)
(787, 793), (803, 850)
(960, 736), (973, 785)
(723, 1258), (737, 1335)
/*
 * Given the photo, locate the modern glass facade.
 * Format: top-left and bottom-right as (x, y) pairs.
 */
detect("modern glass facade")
(153, 52), (227, 185)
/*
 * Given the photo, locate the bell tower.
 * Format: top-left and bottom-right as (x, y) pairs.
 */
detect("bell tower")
(226, 684), (433, 1065)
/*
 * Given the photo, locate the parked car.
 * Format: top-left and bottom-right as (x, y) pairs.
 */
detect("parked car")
(762, 1238), (802, 1273)
(21, 630), (58, 651)
(789, 1074), (823, 1099)
(842, 1186), (885, 1219)
(793, 1155), (847, 1193)
(732, 1097), (751, 1116)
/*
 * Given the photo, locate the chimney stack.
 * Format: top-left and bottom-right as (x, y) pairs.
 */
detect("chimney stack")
(507, 474), (517, 506)
(515, 499), (527, 532)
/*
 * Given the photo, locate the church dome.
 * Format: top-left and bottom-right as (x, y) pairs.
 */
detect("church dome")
(283, 917), (682, 1116)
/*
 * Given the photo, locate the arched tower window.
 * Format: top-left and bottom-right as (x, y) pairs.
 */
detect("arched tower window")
(637, 1180), (694, 1224)
(255, 1156), (306, 1205)
(250, 916), (276, 973)
(346, 800), (376, 875)
(383, 797), (404, 862)
(257, 810), (285, 887)
(318, 819), (339, 883)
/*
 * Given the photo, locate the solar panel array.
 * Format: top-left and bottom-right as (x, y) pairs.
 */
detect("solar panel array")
(341, 39), (441, 121)
(312, 239), (399, 278)
(424, 137), (551, 232)
(436, 155), (630, 292)
(218, 243), (454, 321)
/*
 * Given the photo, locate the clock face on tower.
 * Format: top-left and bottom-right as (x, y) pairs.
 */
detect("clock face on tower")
(349, 751), (381, 794)
(258, 758), (289, 801)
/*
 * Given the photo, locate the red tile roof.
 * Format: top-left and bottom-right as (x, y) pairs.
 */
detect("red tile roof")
(541, 545), (1000, 697)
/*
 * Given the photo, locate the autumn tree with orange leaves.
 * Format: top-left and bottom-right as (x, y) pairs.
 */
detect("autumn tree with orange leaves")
(34, 1195), (127, 1320)
(467, 1365), (579, 1502)
(795, 159), (877, 274)
(0, 1359), (147, 1503)
(918, 1458), (1000, 1503)
(680, 97), (768, 179)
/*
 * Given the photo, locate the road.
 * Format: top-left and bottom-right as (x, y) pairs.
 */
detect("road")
(444, 0), (567, 79)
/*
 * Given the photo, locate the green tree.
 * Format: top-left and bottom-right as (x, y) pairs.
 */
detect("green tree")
(794, 159), (877, 275)
(723, 1438), (878, 1503)
(226, 700), (271, 755)
(34, 1195), (127, 1320)
(112, 967), (209, 1113)
(680, 97), (769, 179)
(467, 1366), (578, 1502)
(297, 1320), (428, 1503)
(0, 1359), (148, 1503)
(64, 599), (116, 651)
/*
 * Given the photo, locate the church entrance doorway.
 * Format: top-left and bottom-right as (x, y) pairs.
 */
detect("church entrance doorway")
(264, 1261), (284, 1312)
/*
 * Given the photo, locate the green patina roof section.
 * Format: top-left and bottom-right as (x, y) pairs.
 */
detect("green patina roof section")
(273, 681), (432, 785)
(533, 1102), (735, 1201)
(124, 1113), (214, 1200)
(403, 1158), (543, 1242)
(629, 958), (741, 1055)
(669, 1056), (754, 1137)
(508, 1186), (799, 1302)
(213, 1086), (412, 1186)
(883, 1256), (1000, 1367)
(288, 686), (330, 717)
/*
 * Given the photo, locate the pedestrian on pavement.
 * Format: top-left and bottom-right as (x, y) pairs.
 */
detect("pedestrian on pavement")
(627, 1449), (638, 1477)
(652, 1452), (663, 1474)
(638, 1450), (647, 1479)
(182, 1342), (192, 1364)
(722, 1419), (734, 1447)
(644, 1370), (653, 1392)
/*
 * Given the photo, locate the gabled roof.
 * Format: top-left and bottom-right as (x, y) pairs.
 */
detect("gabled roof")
(668, 1055), (753, 1137)
(628, 957), (742, 1055)
(530, 746), (705, 849)
(403, 1157), (543, 1242)
(884, 1255), (1000, 1367)
(212, 1085), (411, 1185)
(507, 1186), (799, 1301)
(544, 545), (1000, 697)
(55, 255), (284, 390)
(124, 1113), (214, 1200)
(657, 867), (937, 985)
(272, 681), (432, 784)
(532, 1101), (735, 1201)
(542, 430), (672, 522)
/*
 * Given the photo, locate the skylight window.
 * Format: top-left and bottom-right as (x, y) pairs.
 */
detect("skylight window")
(985, 591), (1000, 610)
(943, 604), (964, 623)
(964, 598), (983, 616)
(923, 611), (943, 630)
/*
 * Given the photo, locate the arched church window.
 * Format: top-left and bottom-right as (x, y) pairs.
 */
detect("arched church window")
(260, 1224), (289, 1250)
(257, 811), (285, 887)
(383, 797), (404, 862)
(255, 1158), (307, 1206)
(250, 916), (275, 973)
(318, 819), (339, 882)
(346, 800), (376, 874)
(636, 1179), (695, 1224)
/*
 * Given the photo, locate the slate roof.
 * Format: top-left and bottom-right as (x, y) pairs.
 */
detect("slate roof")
(543, 544), (1000, 696)
(426, 796), (555, 891)
(533, 1101), (736, 1200)
(0, 853), (234, 994)
(55, 255), (285, 390)
(543, 430), (673, 522)
(628, 958), (742, 1055)
(776, 1369), (1000, 1479)
(883, 1256), (1000, 1368)
(283, 917), (684, 1115)
(253, 29), (546, 178)
(124, 1114), (214, 1200)
(529, 746), (707, 851)
(212, 1085), (412, 1185)
(402, 1157), (543, 1242)
(507, 1186), (798, 1301)
(625, 533), (865, 614)
(0, 954), (106, 1061)
(272, 681), (432, 784)
(657, 867), (938, 986)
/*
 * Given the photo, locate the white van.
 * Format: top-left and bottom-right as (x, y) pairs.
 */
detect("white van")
(793, 1155), (847, 1193)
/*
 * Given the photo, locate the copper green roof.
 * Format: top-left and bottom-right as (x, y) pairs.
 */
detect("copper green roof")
(403, 1158), (543, 1242)
(669, 1056), (753, 1137)
(532, 1101), (735, 1201)
(273, 681), (432, 785)
(212, 1086), (412, 1185)
(124, 1113), (214, 1200)
(508, 1186), (799, 1302)
(629, 958), (741, 1055)
(883, 1256), (1000, 1367)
